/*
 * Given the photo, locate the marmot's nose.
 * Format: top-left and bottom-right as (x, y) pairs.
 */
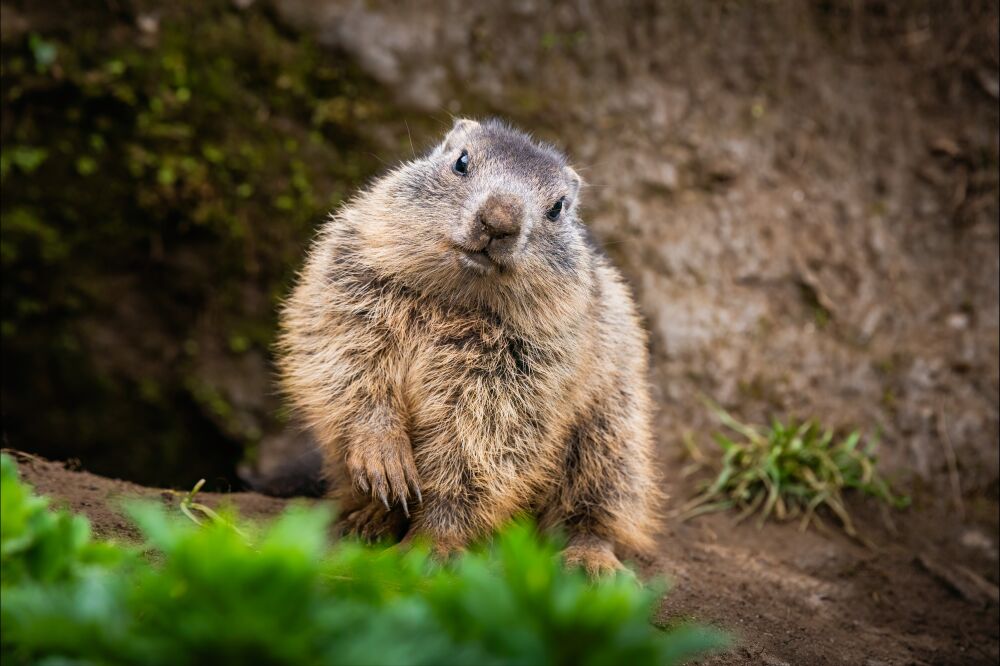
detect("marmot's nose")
(477, 193), (523, 241)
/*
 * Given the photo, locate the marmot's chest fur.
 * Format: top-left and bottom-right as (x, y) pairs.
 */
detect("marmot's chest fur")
(328, 224), (590, 486)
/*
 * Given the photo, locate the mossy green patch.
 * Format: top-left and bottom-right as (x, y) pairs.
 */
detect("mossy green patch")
(1, 2), (406, 487)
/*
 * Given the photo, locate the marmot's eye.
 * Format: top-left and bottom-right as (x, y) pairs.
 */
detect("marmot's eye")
(545, 197), (564, 221)
(453, 150), (470, 176)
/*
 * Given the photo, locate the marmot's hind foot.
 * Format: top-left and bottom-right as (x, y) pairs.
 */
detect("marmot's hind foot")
(336, 501), (408, 543)
(562, 538), (628, 579)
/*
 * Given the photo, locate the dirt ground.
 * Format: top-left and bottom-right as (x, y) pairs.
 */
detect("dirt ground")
(8, 450), (998, 665)
(6, 451), (290, 540)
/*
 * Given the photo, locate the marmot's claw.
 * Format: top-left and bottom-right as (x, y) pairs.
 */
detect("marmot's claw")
(346, 439), (421, 514)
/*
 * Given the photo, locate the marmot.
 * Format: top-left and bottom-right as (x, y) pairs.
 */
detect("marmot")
(278, 118), (657, 575)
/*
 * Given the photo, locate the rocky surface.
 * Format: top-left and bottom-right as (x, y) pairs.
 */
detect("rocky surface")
(263, 0), (1000, 498)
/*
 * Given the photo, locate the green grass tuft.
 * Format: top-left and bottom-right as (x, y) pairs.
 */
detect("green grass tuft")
(680, 400), (909, 539)
(0, 454), (729, 665)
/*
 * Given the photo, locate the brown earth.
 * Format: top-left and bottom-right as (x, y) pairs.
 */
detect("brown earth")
(8, 449), (998, 665)
(6, 450), (290, 540)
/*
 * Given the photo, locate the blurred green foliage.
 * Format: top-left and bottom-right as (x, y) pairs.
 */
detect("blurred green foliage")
(0, 457), (123, 587)
(0, 454), (728, 665)
(1, 2), (401, 486)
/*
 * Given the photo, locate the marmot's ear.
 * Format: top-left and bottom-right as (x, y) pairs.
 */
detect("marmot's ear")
(442, 118), (479, 151)
(564, 166), (583, 206)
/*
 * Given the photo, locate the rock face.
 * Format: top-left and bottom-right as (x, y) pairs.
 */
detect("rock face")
(263, 0), (999, 494)
(1, 1), (996, 501)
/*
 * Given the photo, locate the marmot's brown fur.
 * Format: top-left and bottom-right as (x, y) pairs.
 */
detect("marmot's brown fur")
(278, 118), (658, 575)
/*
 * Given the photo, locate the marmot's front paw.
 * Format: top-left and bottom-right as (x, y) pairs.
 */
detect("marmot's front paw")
(345, 437), (421, 515)
(562, 539), (627, 579)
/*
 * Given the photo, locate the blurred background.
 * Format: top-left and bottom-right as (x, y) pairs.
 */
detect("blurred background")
(1, 0), (997, 511)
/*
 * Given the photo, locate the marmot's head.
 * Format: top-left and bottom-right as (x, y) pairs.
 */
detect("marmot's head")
(352, 118), (591, 306)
